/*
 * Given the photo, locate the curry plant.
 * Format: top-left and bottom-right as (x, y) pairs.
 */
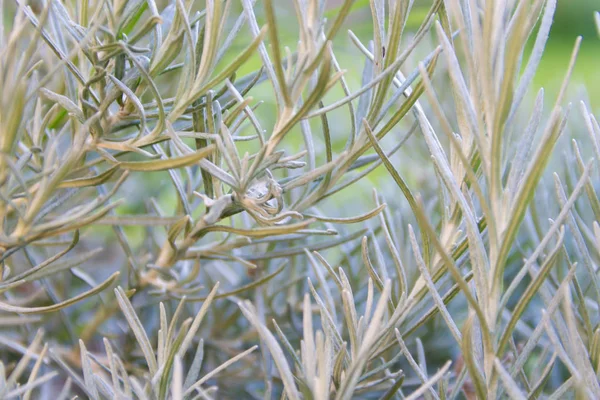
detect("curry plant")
(0, 0), (599, 398)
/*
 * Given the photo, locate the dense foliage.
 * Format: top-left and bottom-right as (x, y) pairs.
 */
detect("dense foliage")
(0, 0), (599, 398)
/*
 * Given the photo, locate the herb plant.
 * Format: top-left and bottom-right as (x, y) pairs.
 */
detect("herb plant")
(1, 0), (599, 398)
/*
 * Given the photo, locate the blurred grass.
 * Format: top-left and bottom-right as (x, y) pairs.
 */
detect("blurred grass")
(531, 0), (599, 109)
(323, 0), (600, 108)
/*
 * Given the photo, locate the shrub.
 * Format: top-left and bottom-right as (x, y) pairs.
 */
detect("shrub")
(0, 0), (599, 398)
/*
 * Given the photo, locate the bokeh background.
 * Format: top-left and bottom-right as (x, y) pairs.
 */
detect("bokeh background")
(325, 0), (599, 105)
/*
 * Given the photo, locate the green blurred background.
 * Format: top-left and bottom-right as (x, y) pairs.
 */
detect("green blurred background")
(327, 0), (599, 108)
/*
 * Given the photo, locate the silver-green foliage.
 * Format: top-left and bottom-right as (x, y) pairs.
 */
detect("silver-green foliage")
(0, 0), (599, 398)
